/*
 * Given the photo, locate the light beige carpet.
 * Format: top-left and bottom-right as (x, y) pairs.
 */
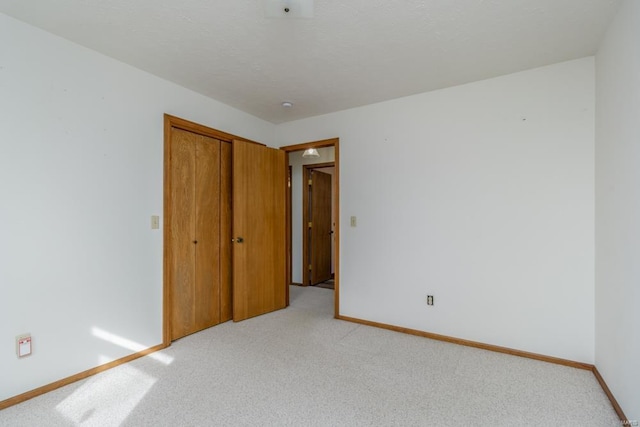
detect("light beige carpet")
(0, 285), (620, 426)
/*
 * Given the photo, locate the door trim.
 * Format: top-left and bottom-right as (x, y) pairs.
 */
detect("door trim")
(286, 165), (292, 302)
(163, 114), (262, 346)
(280, 138), (340, 318)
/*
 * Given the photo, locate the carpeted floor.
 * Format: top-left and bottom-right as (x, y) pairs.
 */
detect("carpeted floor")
(0, 286), (620, 426)
(313, 279), (334, 290)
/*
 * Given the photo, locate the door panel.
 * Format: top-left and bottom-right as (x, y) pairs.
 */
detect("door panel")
(194, 135), (221, 330)
(169, 128), (227, 340)
(170, 128), (197, 339)
(310, 170), (332, 284)
(232, 140), (287, 321)
(220, 141), (233, 322)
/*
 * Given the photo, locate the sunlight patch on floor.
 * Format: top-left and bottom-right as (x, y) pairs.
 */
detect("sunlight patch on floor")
(55, 364), (155, 426)
(91, 327), (173, 365)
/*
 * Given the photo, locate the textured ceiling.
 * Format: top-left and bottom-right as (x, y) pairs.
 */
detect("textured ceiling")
(0, 0), (621, 123)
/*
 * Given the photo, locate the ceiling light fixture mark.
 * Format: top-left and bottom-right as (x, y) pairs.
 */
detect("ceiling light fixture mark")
(264, 0), (314, 18)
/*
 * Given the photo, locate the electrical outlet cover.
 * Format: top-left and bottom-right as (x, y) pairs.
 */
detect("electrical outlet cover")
(17, 334), (32, 358)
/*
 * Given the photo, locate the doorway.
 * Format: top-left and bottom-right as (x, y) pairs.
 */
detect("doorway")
(280, 139), (340, 318)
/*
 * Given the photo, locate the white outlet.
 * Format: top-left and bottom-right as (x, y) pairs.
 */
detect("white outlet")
(426, 295), (434, 306)
(17, 334), (32, 358)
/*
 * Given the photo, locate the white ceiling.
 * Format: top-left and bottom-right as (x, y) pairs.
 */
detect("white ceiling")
(0, 0), (621, 124)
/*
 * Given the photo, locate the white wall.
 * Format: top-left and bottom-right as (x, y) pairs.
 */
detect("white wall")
(595, 0), (640, 420)
(288, 148), (335, 283)
(0, 13), (275, 402)
(277, 58), (596, 362)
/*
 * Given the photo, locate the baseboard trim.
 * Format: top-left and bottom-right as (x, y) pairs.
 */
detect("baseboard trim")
(337, 315), (593, 369)
(337, 314), (629, 422)
(592, 366), (629, 423)
(0, 343), (166, 410)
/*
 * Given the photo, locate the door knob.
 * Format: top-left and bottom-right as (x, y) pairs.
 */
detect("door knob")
(233, 237), (244, 243)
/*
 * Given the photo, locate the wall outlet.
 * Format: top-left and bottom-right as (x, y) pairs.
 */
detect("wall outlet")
(17, 334), (32, 358)
(426, 295), (434, 306)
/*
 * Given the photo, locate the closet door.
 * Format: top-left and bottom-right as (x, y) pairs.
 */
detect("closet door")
(219, 141), (233, 322)
(169, 128), (223, 340)
(232, 139), (287, 321)
(193, 136), (221, 331)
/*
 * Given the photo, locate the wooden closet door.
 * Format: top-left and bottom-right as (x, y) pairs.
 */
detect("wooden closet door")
(193, 135), (221, 330)
(169, 128), (224, 340)
(219, 141), (233, 322)
(232, 139), (287, 321)
(170, 128), (197, 339)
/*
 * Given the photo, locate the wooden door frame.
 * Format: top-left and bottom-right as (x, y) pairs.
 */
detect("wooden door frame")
(280, 138), (340, 318)
(163, 114), (263, 347)
(286, 165), (292, 306)
(302, 162), (335, 287)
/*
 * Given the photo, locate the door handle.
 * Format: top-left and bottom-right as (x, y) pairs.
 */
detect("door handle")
(232, 237), (244, 243)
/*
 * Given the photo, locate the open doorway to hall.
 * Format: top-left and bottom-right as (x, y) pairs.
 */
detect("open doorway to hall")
(281, 139), (340, 317)
(288, 147), (335, 288)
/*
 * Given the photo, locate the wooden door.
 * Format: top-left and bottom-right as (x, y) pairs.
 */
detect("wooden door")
(219, 142), (233, 322)
(169, 128), (228, 340)
(232, 140), (287, 321)
(310, 170), (333, 284)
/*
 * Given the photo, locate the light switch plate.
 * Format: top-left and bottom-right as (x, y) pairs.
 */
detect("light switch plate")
(350, 216), (357, 227)
(151, 215), (160, 229)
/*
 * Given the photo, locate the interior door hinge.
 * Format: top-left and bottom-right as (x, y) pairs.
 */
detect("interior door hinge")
(308, 222), (312, 228)
(308, 265), (312, 271)
(308, 179), (312, 186)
